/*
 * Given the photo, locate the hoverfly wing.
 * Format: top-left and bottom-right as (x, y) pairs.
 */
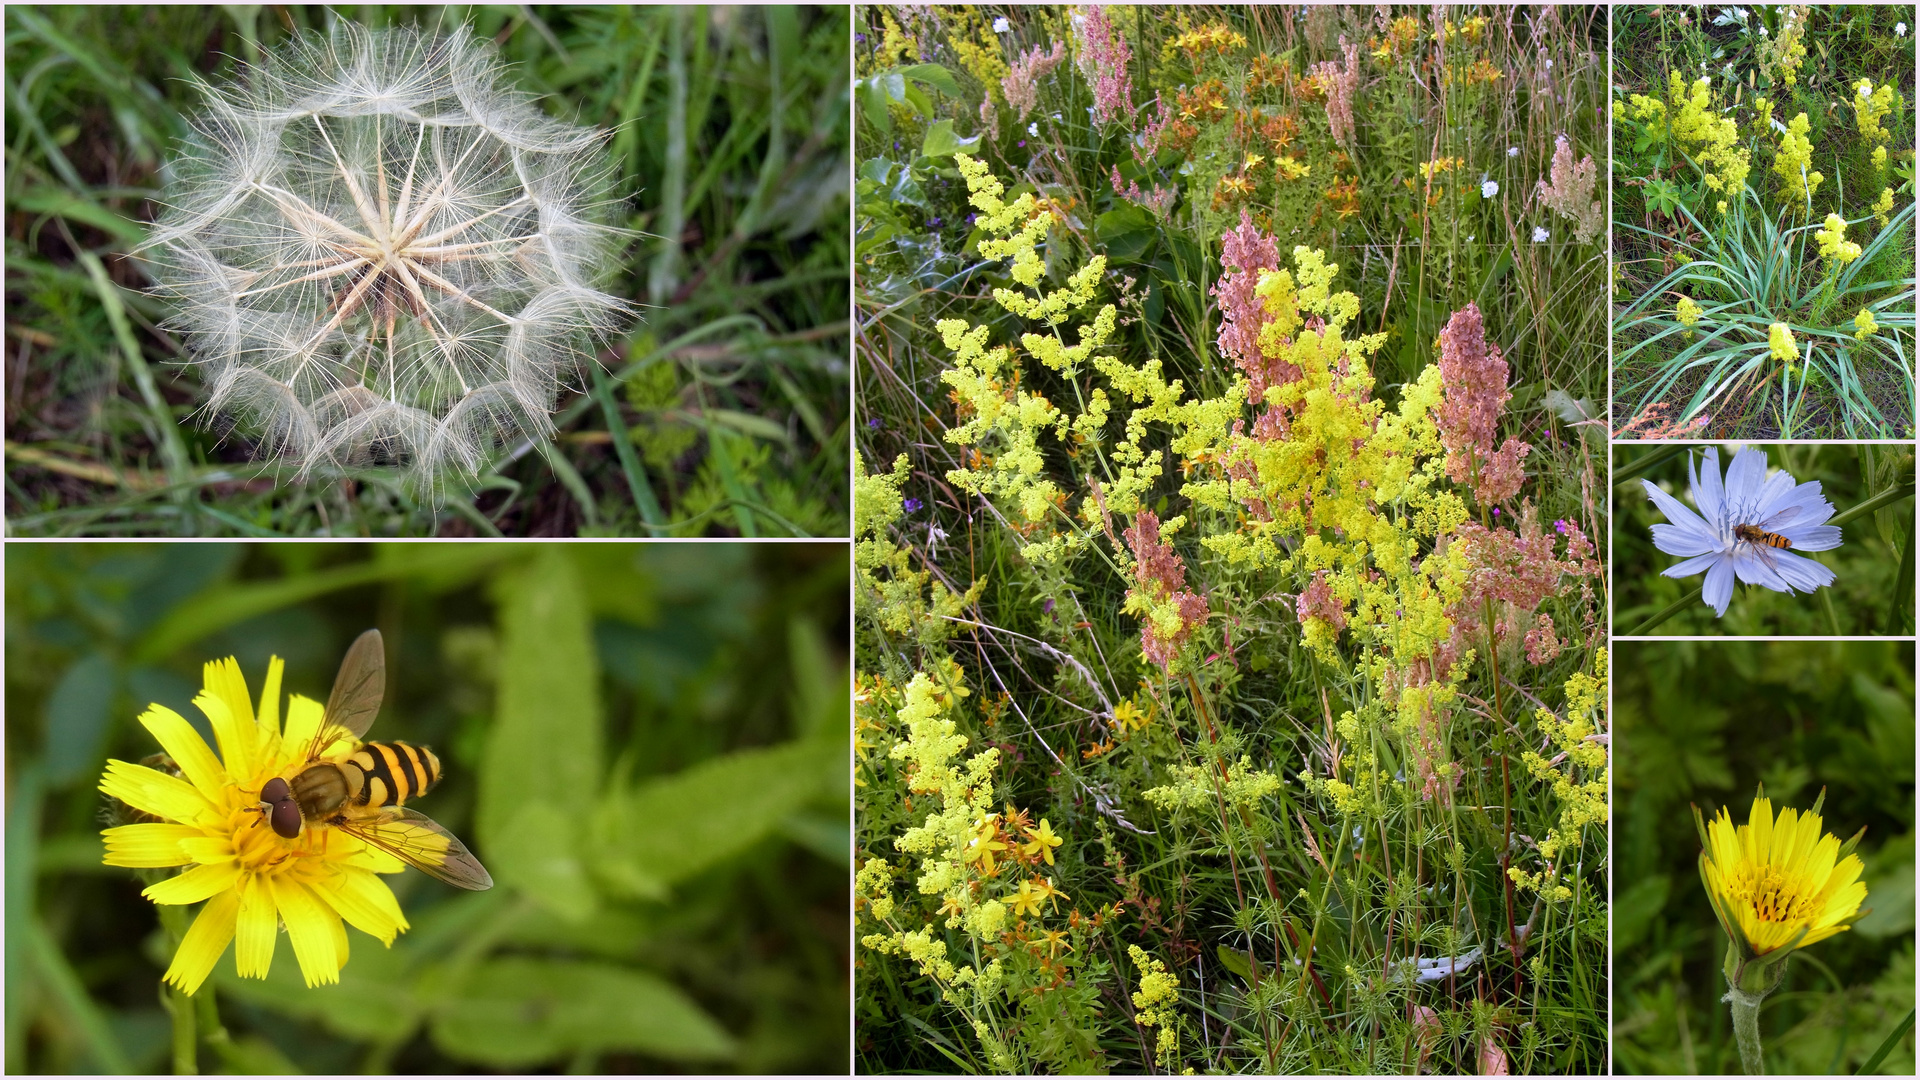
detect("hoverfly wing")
(1759, 506), (1802, 530)
(337, 806), (493, 891)
(310, 629), (386, 761)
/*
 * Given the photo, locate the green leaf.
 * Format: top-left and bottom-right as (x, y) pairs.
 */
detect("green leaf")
(595, 739), (840, 888)
(898, 62), (963, 97)
(480, 548), (603, 865)
(491, 801), (598, 922)
(431, 958), (735, 1066)
(42, 652), (118, 787)
(1215, 944), (1253, 980)
(1094, 206), (1157, 263)
(919, 119), (979, 159)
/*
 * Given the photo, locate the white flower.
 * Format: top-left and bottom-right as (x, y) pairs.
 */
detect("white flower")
(1858, 80), (1873, 99)
(1759, 25), (1769, 38)
(992, 16), (1011, 34)
(1532, 226), (1550, 242)
(1641, 446), (1842, 617)
(1028, 122), (1040, 137)
(1481, 179), (1499, 199)
(142, 23), (628, 487)
(1507, 146), (1520, 157)
(1900, 23), (1909, 38)
(1544, 59), (1553, 70)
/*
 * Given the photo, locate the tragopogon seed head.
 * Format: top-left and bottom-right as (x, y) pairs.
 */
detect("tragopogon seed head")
(143, 23), (630, 487)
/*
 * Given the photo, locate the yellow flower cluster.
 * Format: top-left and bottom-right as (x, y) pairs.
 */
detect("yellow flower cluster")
(1853, 79), (1896, 143)
(1815, 214), (1861, 264)
(1854, 307), (1879, 340)
(1756, 5), (1809, 87)
(1773, 112), (1822, 202)
(1616, 74), (1749, 208)
(1127, 945), (1183, 1071)
(1768, 322), (1797, 361)
(1418, 155), (1464, 181)
(1511, 649), (1608, 903)
(1168, 22), (1246, 57)
(1142, 756), (1282, 812)
(855, 453), (983, 648)
(1676, 296), (1702, 328)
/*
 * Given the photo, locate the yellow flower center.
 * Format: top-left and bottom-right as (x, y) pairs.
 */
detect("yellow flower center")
(1728, 863), (1816, 925)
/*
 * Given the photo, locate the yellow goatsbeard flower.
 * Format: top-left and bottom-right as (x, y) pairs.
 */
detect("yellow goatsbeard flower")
(99, 656), (409, 996)
(1698, 792), (1867, 959)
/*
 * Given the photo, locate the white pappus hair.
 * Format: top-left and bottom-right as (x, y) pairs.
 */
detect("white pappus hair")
(142, 22), (631, 487)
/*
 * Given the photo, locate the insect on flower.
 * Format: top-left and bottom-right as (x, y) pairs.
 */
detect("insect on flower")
(1641, 446), (1841, 616)
(141, 23), (631, 488)
(99, 630), (487, 995)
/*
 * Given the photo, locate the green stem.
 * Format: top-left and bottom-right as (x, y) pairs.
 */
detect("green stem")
(157, 904), (195, 1074)
(1730, 989), (1765, 1075)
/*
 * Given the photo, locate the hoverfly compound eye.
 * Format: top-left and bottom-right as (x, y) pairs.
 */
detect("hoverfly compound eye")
(261, 777), (290, 804)
(270, 799), (303, 839)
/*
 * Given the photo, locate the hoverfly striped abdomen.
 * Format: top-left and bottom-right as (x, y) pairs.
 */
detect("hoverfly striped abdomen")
(1732, 523), (1793, 549)
(346, 740), (442, 809)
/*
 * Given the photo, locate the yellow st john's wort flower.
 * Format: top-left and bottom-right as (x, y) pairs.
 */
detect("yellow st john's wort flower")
(98, 656), (410, 995)
(1694, 787), (1868, 961)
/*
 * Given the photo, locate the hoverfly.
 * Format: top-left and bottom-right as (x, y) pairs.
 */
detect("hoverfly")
(250, 629), (492, 890)
(1732, 522), (1793, 550)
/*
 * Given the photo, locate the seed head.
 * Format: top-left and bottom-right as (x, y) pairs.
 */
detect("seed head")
(142, 23), (630, 487)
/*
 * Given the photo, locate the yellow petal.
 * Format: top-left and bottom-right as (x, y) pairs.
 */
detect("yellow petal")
(310, 868), (409, 946)
(143, 861), (243, 906)
(102, 823), (203, 868)
(271, 876), (342, 987)
(257, 656), (285, 739)
(162, 887), (239, 996)
(197, 661), (259, 785)
(280, 695), (329, 767)
(233, 874), (278, 980)
(138, 705), (228, 804)
(100, 759), (216, 827)
(179, 837), (237, 865)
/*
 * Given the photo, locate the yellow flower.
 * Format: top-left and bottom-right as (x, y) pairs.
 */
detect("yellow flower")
(1855, 308), (1880, 341)
(1676, 296), (1702, 328)
(1696, 789), (1868, 960)
(1007, 877), (1046, 918)
(99, 656), (409, 996)
(1814, 214), (1861, 264)
(964, 816), (1009, 874)
(1022, 817), (1065, 865)
(1768, 322), (1796, 362)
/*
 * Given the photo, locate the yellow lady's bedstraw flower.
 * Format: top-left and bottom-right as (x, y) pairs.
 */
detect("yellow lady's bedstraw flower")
(1855, 308), (1879, 341)
(1768, 322), (1796, 362)
(99, 656), (409, 995)
(1676, 296), (1702, 328)
(1695, 787), (1867, 962)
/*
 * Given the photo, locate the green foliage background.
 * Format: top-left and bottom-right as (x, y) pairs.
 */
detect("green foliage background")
(5, 5), (849, 537)
(1613, 442), (1916, 635)
(1613, 639), (1915, 1075)
(5, 541), (849, 1073)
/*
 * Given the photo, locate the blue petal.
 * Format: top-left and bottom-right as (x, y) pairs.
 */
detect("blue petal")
(1643, 480), (1717, 552)
(1651, 524), (1720, 558)
(1662, 551), (1724, 579)
(1691, 447), (1726, 528)
(1771, 550), (1836, 592)
(1778, 523), (1842, 552)
(1702, 557), (1736, 616)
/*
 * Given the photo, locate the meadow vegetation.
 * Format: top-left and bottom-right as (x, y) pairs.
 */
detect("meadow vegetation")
(1611, 4), (1916, 439)
(855, 5), (1608, 1072)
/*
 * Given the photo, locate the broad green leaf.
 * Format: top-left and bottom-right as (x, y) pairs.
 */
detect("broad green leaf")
(431, 958), (735, 1066)
(919, 119), (978, 159)
(480, 548), (603, 860)
(42, 653), (118, 787)
(898, 62), (963, 97)
(595, 739), (839, 888)
(491, 801), (598, 923)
